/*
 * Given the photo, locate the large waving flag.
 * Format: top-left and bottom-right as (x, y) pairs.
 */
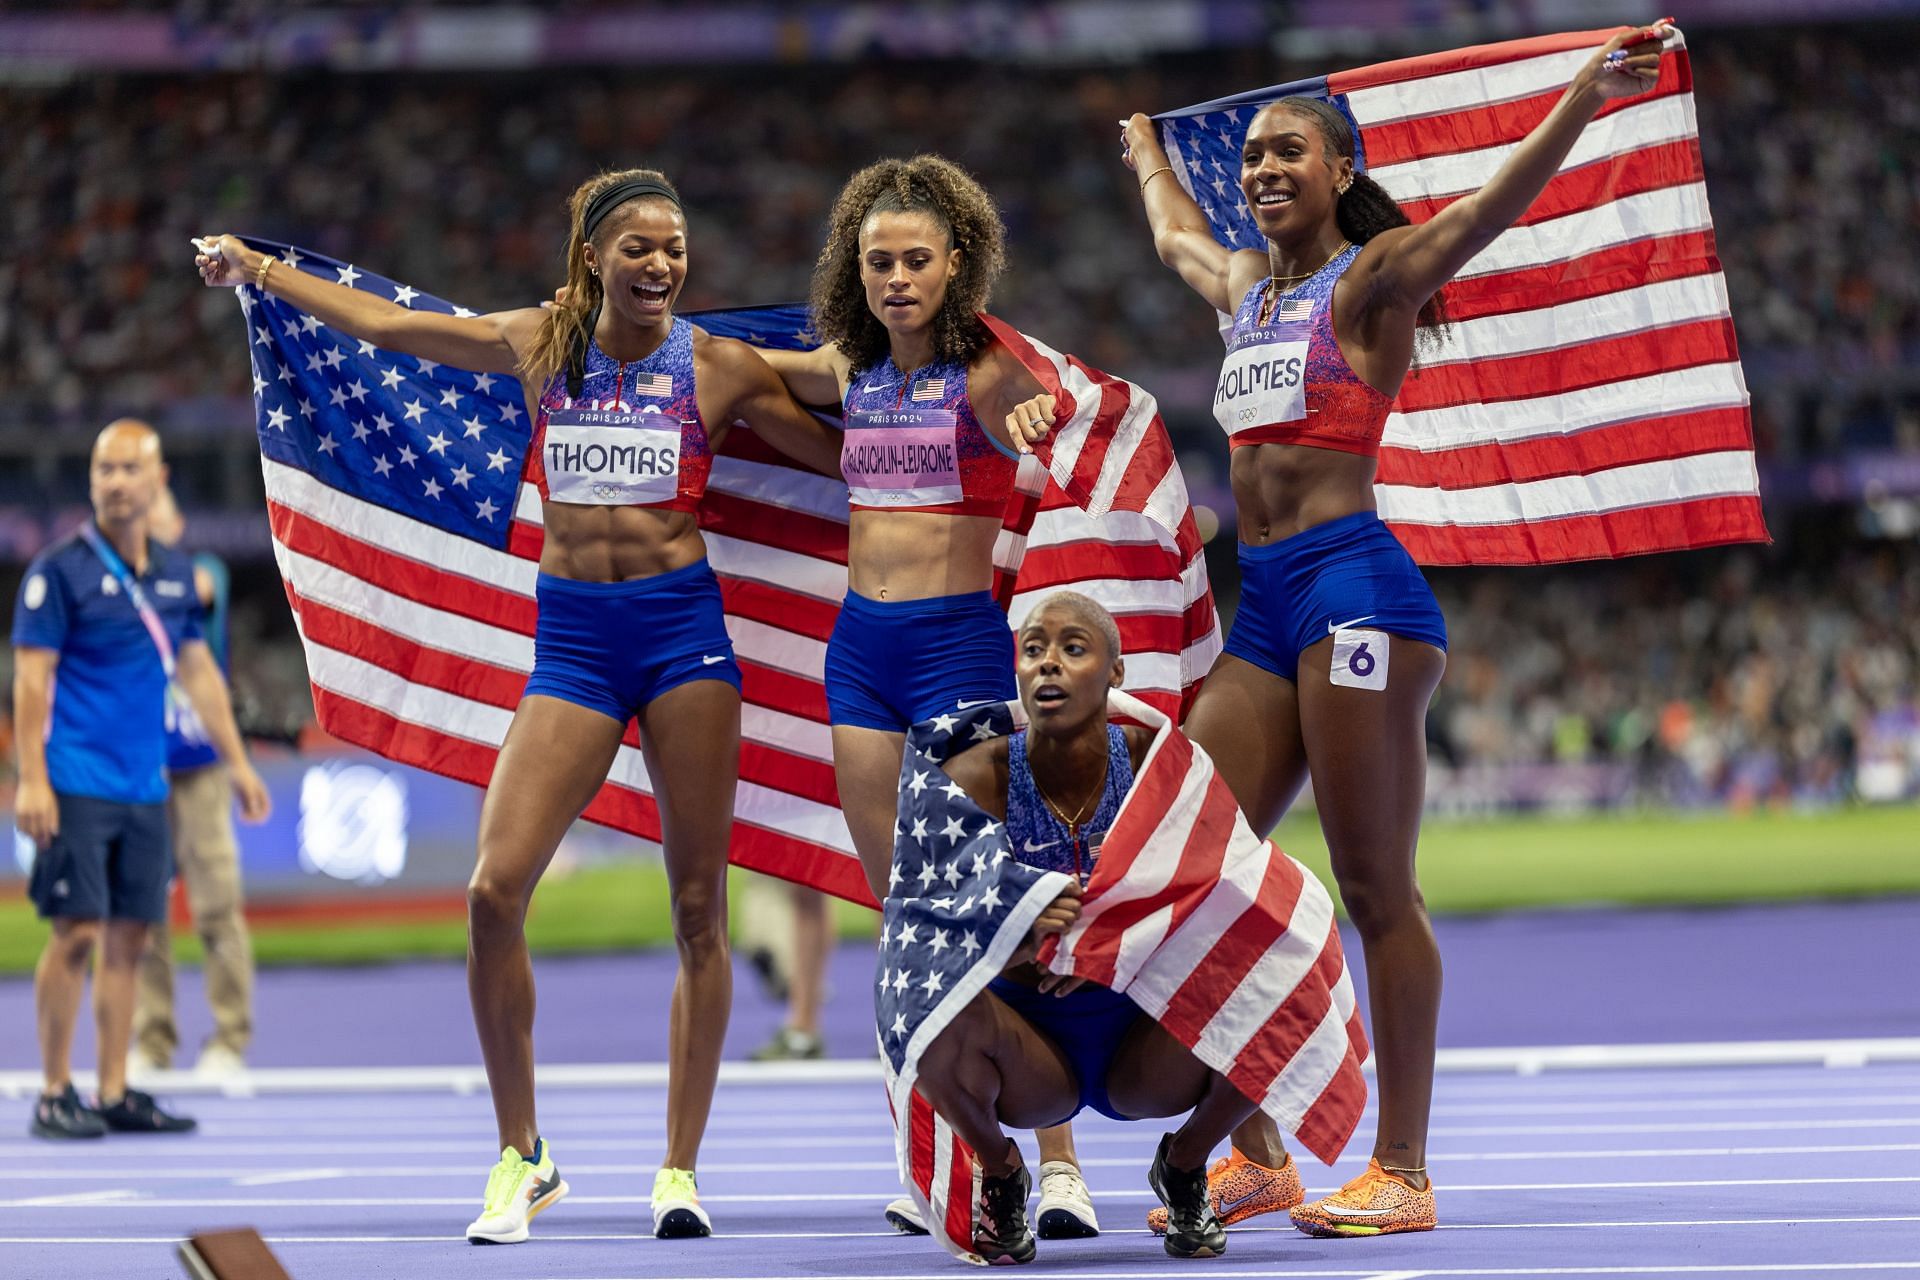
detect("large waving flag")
(219, 243), (1218, 904)
(1155, 24), (1768, 564)
(880, 690), (1366, 1264)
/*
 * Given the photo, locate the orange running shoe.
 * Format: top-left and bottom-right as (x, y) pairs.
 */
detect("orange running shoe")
(1288, 1158), (1436, 1237)
(1145, 1148), (1303, 1235)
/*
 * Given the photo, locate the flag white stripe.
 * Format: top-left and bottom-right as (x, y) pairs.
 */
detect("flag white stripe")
(1411, 271), (1732, 369)
(702, 533), (847, 602)
(1195, 865), (1337, 1061)
(263, 459), (536, 596)
(1378, 450), (1760, 526)
(708, 454), (849, 525)
(1370, 93), (1698, 202)
(1117, 831), (1274, 1021)
(1345, 45), (1601, 125)
(1454, 182), (1714, 281)
(728, 617), (828, 681)
(278, 546), (530, 670)
(1383, 361), (1749, 451)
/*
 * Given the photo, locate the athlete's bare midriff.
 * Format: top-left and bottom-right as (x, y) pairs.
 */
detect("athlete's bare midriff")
(538, 504), (708, 581)
(1230, 442), (1379, 546)
(847, 509), (1002, 600)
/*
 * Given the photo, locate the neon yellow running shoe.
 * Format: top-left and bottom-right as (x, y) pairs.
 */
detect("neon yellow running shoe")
(652, 1166), (712, 1238)
(466, 1141), (568, 1244)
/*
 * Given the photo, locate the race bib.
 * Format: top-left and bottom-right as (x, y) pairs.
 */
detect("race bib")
(841, 409), (963, 508)
(1214, 323), (1309, 438)
(1330, 627), (1389, 691)
(542, 406), (682, 505)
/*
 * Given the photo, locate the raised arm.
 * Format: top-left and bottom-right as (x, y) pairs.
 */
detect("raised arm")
(757, 344), (849, 410)
(700, 335), (845, 477)
(1121, 114), (1268, 314)
(195, 233), (542, 376)
(1349, 24), (1672, 319)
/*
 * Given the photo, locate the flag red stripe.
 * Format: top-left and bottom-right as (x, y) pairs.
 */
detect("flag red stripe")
(1394, 317), (1738, 414)
(1292, 1042), (1370, 1166)
(269, 501), (537, 635)
(739, 659), (830, 725)
(702, 490), (849, 565)
(1326, 25), (1630, 95)
(1390, 494), (1769, 566)
(1376, 406), (1754, 489)
(1154, 848), (1309, 1048)
(1360, 61), (1689, 168)
(1436, 231), (1723, 324)
(717, 577), (840, 644)
(1393, 137), (1704, 230)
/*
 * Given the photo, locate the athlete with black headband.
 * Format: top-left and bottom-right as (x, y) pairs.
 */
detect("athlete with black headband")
(196, 168), (841, 1244)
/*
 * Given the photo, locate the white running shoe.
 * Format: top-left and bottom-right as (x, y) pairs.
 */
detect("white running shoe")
(192, 1044), (248, 1081)
(652, 1166), (712, 1238)
(885, 1196), (929, 1234)
(466, 1142), (568, 1244)
(1036, 1160), (1100, 1238)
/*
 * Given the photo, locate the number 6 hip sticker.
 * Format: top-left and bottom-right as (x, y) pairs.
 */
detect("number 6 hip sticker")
(1331, 628), (1389, 691)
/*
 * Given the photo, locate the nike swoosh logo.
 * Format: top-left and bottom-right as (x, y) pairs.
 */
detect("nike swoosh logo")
(701, 654), (727, 665)
(955, 697), (996, 709)
(1318, 1201), (1397, 1217)
(1023, 838), (1061, 853)
(861, 382), (895, 394)
(1328, 614), (1376, 634)
(1218, 1188), (1266, 1214)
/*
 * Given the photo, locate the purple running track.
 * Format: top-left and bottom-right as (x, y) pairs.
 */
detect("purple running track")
(2, 1063), (1918, 1279)
(3, 898), (1914, 1071)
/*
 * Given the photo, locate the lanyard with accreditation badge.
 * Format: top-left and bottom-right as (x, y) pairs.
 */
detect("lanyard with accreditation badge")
(78, 523), (210, 745)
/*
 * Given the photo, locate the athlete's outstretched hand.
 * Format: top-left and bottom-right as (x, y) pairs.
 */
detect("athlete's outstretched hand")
(192, 234), (254, 288)
(1574, 22), (1673, 101)
(1005, 394), (1057, 455)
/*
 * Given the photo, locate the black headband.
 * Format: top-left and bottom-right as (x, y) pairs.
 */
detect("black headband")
(581, 177), (681, 241)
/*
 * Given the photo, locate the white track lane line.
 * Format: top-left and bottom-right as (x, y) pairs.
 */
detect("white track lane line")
(5, 1175), (1917, 1208)
(8, 1140), (1918, 1181)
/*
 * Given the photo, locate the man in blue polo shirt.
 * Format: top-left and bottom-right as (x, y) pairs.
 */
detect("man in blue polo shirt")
(11, 419), (271, 1140)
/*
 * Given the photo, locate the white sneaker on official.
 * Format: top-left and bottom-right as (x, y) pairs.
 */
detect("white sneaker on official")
(466, 1142), (568, 1244)
(651, 1166), (712, 1238)
(1036, 1160), (1100, 1238)
(126, 1047), (168, 1085)
(885, 1195), (929, 1234)
(192, 1044), (248, 1081)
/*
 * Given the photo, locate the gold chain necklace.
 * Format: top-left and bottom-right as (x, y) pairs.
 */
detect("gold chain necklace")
(1261, 240), (1352, 323)
(1032, 751), (1109, 841)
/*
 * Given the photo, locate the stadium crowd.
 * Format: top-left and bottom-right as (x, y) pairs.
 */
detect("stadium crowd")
(5, 26), (1919, 446)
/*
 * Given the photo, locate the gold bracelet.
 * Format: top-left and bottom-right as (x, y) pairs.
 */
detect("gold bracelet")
(1139, 165), (1175, 194)
(254, 255), (277, 290)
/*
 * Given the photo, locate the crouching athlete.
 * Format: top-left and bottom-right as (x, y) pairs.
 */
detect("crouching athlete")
(910, 592), (1267, 1262)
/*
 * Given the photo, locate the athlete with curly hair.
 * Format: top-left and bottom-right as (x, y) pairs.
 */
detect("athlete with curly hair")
(1113, 23), (1675, 1240)
(761, 154), (1101, 1239)
(196, 166), (840, 1245)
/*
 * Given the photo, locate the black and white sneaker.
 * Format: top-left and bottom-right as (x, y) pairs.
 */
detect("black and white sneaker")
(1149, 1133), (1227, 1259)
(973, 1158), (1036, 1265)
(97, 1089), (197, 1134)
(30, 1085), (105, 1140)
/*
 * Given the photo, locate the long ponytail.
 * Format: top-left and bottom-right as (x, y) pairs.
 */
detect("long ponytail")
(1272, 97), (1449, 336)
(519, 167), (680, 395)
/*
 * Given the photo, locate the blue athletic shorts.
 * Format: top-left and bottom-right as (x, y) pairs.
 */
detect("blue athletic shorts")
(1222, 511), (1448, 683)
(987, 976), (1146, 1124)
(27, 793), (171, 922)
(824, 589), (1014, 731)
(522, 560), (742, 724)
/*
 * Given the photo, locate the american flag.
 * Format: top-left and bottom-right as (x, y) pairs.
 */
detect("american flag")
(881, 690), (1367, 1264)
(910, 377), (946, 402)
(222, 244), (1218, 904)
(628, 372), (674, 400)
(1155, 23), (1768, 565)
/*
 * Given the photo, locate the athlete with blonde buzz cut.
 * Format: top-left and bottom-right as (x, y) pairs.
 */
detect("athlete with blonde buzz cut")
(196, 167), (842, 1244)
